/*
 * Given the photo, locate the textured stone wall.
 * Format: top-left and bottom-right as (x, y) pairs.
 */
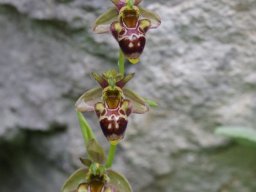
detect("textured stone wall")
(0, 0), (256, 191)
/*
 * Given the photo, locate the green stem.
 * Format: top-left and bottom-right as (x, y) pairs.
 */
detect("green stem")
(105, 49), (125, 168)
(77, 112), (95, 145)
(105, 144), (117, 168)
(118, 50), (125, 76)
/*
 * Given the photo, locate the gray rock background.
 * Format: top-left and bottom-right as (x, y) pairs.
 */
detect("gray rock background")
(0, 0), (256, 191)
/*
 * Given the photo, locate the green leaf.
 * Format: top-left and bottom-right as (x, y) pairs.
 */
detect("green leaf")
(215, 126), (256, 147)
(86, 139), (106, 164)
(61, 168), (88, 192)
(77, 112), (95, 144)
(107, 170), (133, 192)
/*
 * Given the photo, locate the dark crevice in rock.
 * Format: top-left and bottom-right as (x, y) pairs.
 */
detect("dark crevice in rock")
(0, 3), (21, 15)
(55, 0), (74, 4)
(0, 122), (68, 166)
(0, 124), (68, 192)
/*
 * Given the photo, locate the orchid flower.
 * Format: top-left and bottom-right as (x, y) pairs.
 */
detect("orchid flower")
(75, 70), (148, 144)
(62, 147), (132, 192)
(93, 0), (161, 64)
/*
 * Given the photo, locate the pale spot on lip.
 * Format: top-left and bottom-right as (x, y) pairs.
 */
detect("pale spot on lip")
(115, 122), (119, 130)
(129, 42), (134, 48)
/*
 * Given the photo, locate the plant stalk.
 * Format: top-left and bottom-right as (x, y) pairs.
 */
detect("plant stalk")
(118, 50), (125, 76)
(105, 49), (125, 168)
(105, 144), (117, 168)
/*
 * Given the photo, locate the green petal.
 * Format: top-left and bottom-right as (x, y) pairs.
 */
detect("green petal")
(93, 7), (119, 33)
(111, 0), (142, 6)
(91, 72), (109, 88)
(61, 168), (88, 192)
(111, 0), (120, 6)
(86, 138), (106, 164)
(134, 0), (143, 5)
(107, 170), (133, 192)
(139, 7), (161, 28)
(116, 73), (135, 88)
(215, 126), (256, 147)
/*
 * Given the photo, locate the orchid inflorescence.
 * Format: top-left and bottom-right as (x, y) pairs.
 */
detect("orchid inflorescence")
(62, 0), (161, 191)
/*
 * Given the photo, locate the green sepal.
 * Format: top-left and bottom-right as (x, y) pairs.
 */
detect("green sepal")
(93, 7), (118, 33)
(86, 138), (106, 164)
(107, 170), (133, 192)
(123, 88), (145, 105)
(75, 87), (102, 112)
(143, 98), (158, 107)
(61, 168), (88, 192)
(139, 7), (161, 28)
(215, 126), (256, 147)
(123, 88), (149, 114)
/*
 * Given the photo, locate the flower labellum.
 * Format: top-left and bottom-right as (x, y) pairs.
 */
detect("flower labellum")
(93, 0), (161, 64)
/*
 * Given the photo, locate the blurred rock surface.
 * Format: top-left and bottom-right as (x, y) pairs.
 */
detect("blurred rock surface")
(0, 0), (256, 191)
